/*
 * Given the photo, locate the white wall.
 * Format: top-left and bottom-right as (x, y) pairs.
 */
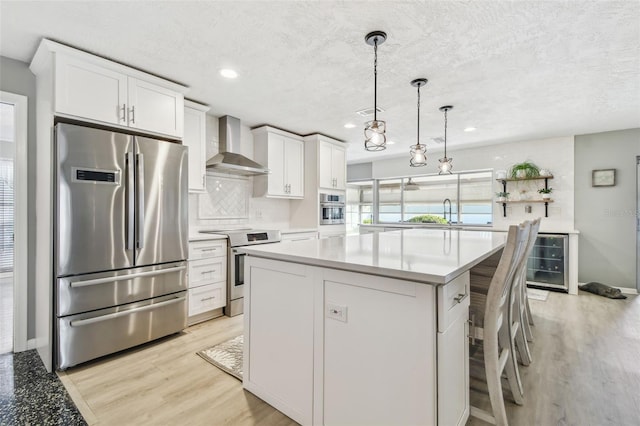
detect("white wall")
(0, 56), (36, 339)
(188, 115), (291, 233)
(354, 136), (575, 232)
(575, 129), (639, 290)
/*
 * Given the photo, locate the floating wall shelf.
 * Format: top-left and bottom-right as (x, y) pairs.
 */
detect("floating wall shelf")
(496, 175), (554, 217)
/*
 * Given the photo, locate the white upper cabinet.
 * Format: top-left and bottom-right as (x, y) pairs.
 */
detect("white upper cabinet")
(55, 55), (128, 126)
(319, 140), (346, 190)
(253, 127), (304, 199)
(127, 78), (183, 137)
(183, 101), (210, 193)
(37, 40), (187, 138)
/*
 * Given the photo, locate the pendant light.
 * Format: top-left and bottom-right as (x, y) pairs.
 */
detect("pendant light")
(364, 31), (387, 151)
(409, 78), (428, 167)
(438, 105), (453, 174)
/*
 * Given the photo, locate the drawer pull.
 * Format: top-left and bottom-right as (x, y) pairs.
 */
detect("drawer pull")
(453, 293), (468, 303)
(200, 248), (219, 252)
(200, 296), (216, 302)
(200, 270), (216, 275)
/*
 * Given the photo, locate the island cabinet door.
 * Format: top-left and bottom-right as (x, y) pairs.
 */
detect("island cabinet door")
(323, 272), (437, 426)
(243, 257), (314, 425)
(437, 272), (471, 426)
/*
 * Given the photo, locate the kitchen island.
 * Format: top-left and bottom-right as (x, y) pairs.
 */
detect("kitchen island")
(241, 229), (507, 426)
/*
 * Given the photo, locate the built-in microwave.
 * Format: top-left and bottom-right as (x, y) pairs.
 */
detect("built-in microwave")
(319, 193), (345, 225)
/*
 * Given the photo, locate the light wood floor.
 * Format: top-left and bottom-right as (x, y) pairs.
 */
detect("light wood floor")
(58, 315), (297, 426)
(468, 290), (639, 426)
(58, 291), (639, 426)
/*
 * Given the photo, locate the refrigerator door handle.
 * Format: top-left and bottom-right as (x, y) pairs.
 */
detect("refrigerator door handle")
(126, 152), (135, 251)
(69, 265), (187, 288)
(137, 153), (145, 249)
(69, 296), (186, 327)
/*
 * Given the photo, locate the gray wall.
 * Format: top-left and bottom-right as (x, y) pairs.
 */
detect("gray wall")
(575, 128), (640, 290)
(0, 56), (37, 338)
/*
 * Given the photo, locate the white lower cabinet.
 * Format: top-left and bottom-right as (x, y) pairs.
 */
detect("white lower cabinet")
(244, 258), (314, 425)
(244, 257), (469, 425)
(188, 283), (224, 317)
(323, 275), (435, 426)
(437, 311), (470, 426)
(187, 239), (227, 324)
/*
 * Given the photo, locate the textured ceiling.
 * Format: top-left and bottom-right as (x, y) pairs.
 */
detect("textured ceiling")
(1, 1), (639, 163)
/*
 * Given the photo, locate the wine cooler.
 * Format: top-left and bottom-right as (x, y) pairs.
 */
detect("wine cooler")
(526, 233), (569, 292)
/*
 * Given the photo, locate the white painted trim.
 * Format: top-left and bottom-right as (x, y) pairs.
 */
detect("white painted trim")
(27, 338), (37, 350)
(0, 91), (29, 353)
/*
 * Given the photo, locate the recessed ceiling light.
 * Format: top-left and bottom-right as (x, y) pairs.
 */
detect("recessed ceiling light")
(464, 127), (476, 132)
(344, 123), (356, 129)
(387, 140), (395, 145)
(220, 69), (238, 79)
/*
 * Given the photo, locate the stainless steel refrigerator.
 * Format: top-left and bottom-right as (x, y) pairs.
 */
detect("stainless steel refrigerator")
(54, 123), (188, 369)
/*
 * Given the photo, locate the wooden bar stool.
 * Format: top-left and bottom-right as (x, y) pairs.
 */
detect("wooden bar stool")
(469, 223), (530, 426)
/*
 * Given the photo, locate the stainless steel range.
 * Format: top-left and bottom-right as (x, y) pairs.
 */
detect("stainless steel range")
(200, 229), (281, 316)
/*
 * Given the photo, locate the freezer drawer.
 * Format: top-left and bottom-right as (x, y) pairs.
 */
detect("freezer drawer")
(57, 262), (187, 317)
(57, 292), (187, 369)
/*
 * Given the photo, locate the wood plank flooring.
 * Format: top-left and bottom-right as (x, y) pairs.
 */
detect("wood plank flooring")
(58, 315), (297, 426)
(58, 291), (639, 426)
(468, 291), (639, 426)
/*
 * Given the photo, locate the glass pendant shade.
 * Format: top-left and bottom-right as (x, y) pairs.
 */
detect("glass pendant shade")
(364, 120), (387, 151)
(438, 157), (453, 174)
(410, 143), (427, 167)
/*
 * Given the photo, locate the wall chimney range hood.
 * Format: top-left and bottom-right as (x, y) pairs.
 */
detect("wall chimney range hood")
(206, 115), (270, 176)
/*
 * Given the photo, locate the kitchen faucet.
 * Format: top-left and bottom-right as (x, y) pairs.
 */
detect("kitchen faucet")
(443, 198), (452, 224)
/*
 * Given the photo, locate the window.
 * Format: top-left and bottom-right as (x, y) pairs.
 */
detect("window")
(346, 180), (374, 233)
(368, 171), (493, 225)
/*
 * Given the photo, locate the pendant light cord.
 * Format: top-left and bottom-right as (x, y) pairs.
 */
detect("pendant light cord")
(373, 38), (378, 121)
(444, 108), (448, 158)
(416, 84), (421, 146)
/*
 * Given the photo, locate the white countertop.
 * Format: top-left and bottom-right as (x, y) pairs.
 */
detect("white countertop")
(241, 228), (508, 284)
(280, 228), (318, 235)
(359, 223), (580, 234)
(188, 233), (228, 242)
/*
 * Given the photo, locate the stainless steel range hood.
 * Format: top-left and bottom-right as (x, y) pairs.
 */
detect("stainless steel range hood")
(206, 115), (269, 176)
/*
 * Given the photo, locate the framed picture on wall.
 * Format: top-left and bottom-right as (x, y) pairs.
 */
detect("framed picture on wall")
(592, 169), (616, 187)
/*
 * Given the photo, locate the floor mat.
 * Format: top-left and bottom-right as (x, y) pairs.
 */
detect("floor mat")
(197, 335), (243, 380)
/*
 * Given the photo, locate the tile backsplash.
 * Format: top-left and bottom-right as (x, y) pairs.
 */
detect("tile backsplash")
(189, 175), (292, 233)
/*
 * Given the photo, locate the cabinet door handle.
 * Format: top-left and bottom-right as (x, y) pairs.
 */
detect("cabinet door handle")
(200, 269), (217, 275)
(130, 105), (136, 124)
(120, 104), (126, 122)
(200, 248), (218, 252)
(454, 293), (468, 304)
(200, 296), (216, 302)
(468, 314), (476, 345)
(202, 175), (205, 188)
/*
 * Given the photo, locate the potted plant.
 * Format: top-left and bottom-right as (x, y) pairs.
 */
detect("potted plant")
(509, 161), (540, 179)
(538, 187), (553, 200)
(495, 191), (509, 202)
